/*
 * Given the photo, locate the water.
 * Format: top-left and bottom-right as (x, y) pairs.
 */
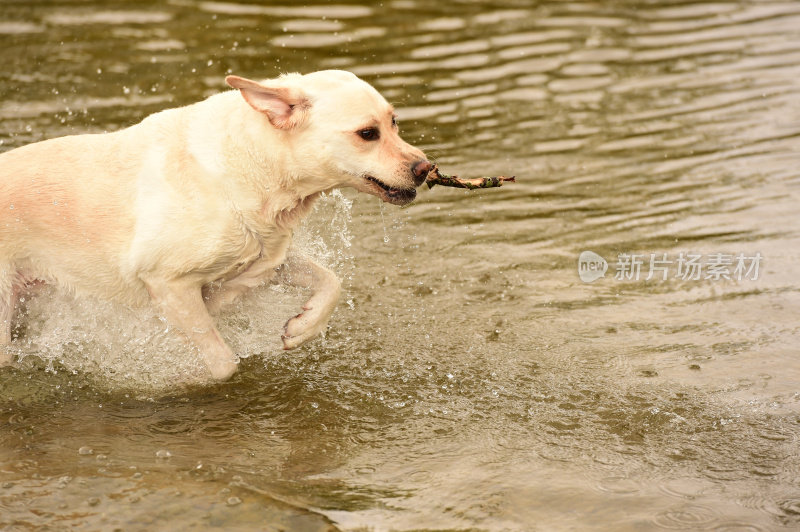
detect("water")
(2, 0), (800, 529)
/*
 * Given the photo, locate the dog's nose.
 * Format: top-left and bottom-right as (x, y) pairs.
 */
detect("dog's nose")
(411, 160), (432, 186)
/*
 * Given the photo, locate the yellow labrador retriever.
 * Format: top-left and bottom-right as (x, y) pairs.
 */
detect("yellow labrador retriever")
(0, 70), (431, 380)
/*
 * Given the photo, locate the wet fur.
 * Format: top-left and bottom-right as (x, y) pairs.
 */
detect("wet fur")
(0, 70), (428, 380)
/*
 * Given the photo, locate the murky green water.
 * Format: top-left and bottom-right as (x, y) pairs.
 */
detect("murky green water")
(2, 0), (800, 530)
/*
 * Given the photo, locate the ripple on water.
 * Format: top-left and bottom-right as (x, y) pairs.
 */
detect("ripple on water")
(417, 17), (466, 32)
(148, 418), (195, 435)
(197, 2), (372, 19)
(497, 42), (572, 60)
(711, 523), (769, 532)
(411, 40), (491, 60)
(270, 27), (386, 48)
(755, 426), (795, 442)
(658, 477), (714, 500)
(198, 420), (237, 440)
(3, 0), (800, 529)
(0, 22), (45, 34)
(702, 466), (751, 483)
(776, 498), (800, 522)
(500, 87), (549, 102)
(538, 443), (579, 463)
(278, 19), (345, 32)
(738, 493), (800, 526)
(42, 10), (173, 25)
(548, 76), (613, 93)
(596, 476), (642, 495)
(652, 503), (720, 529)
(426, 83), (498, 103)
(455, 57), (565, 82)
(106, 401), (157, 420)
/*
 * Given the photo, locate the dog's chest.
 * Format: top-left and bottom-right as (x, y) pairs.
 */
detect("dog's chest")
(215, 226), (291, 283)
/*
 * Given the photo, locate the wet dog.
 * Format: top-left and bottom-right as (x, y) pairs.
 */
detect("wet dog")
(0, 70), (431, 380)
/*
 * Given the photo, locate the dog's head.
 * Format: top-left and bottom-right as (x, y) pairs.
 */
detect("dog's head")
(226, 70), (431, 206)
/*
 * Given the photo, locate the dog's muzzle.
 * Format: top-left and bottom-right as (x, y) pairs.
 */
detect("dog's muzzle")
(366, 175), (417, 205)
(411, 160), (433, 186)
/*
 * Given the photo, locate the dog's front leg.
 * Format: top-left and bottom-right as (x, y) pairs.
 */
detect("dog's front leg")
(143, 276), (238, 381)
(203, 258), (279, 315)
(276, 254), (341, 350)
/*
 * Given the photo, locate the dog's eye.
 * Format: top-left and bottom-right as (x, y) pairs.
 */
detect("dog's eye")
(357, 128), (380, 141)
(391, 116), (398, 128)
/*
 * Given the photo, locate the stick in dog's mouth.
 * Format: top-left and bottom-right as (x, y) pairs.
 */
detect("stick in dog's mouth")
(365, 175), (417, 205)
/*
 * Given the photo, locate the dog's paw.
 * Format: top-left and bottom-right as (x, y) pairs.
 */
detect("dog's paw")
(205, 356), (238, 381)
(281, 305), (329, 350)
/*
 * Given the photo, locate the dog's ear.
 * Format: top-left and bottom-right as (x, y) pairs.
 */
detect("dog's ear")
(225, 75), (310, 130)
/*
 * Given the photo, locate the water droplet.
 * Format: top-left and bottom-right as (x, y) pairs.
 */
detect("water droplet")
(78, 446), (93, 455)
(379, 201), (390, 243)
(87, 497), (100, 506)
(156, 449), (172, 458)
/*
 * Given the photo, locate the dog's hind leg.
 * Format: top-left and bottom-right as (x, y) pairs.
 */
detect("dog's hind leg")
(0, 267), (16, 365)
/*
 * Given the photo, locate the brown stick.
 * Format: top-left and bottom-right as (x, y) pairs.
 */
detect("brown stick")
(425, 164), (516, 190)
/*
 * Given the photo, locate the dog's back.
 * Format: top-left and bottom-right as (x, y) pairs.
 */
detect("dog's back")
(0, 130), (142, 300)
(0, 94), (245, 301)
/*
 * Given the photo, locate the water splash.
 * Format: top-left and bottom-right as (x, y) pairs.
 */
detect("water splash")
(7, 191), (355, 393)
(378, 200), (390, 243)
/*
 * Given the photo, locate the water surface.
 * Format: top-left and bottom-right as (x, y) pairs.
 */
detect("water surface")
(2, 0), (800, 530)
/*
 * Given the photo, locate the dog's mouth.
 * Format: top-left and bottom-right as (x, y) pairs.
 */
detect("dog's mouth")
(365, 175), (417, 206)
